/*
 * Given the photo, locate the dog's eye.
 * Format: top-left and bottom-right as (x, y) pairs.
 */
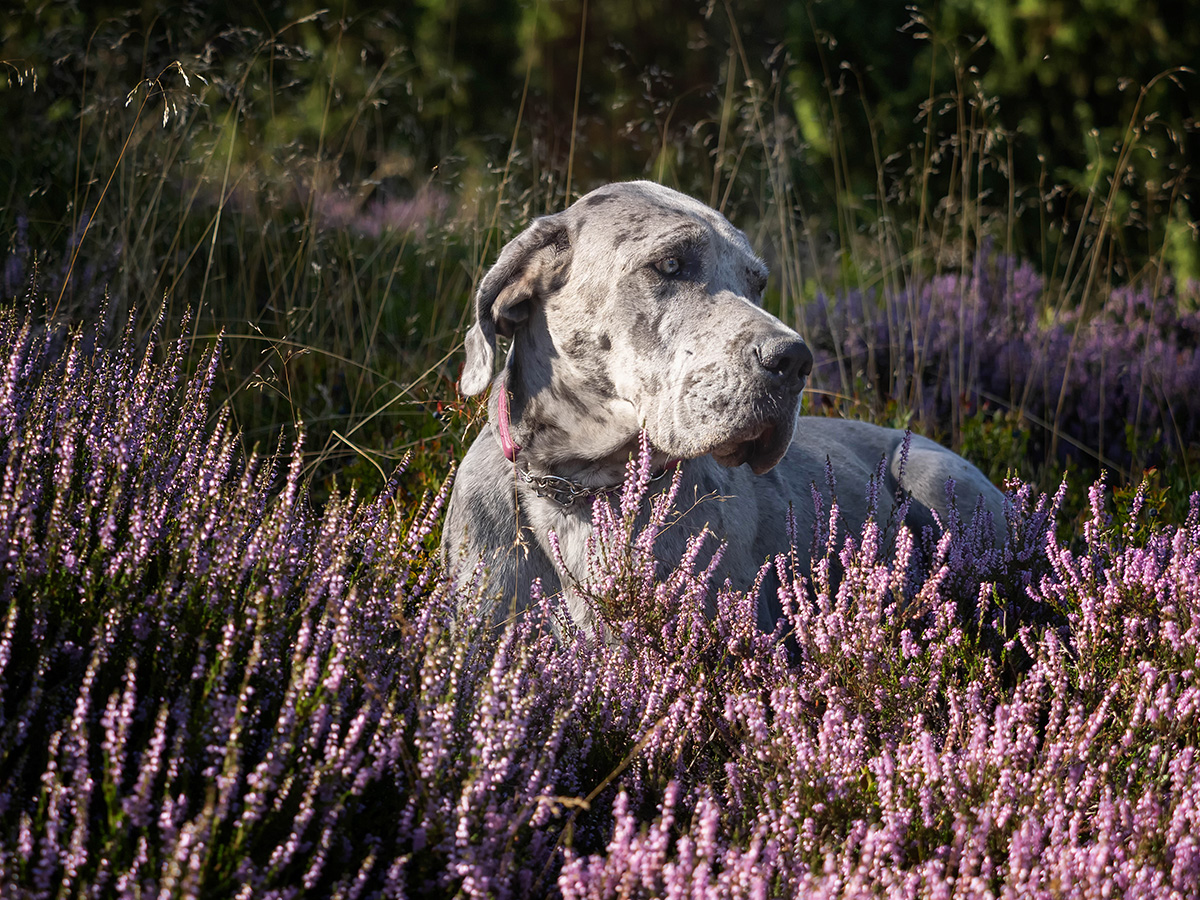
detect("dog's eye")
(653, 257), (683, 277)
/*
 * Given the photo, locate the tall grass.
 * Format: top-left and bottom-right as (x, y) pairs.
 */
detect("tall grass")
(3, 6), (1195, 503)
(5, 12), (492, 502)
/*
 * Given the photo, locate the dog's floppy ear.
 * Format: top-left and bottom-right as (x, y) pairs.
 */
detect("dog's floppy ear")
(460, 213), (571, 396)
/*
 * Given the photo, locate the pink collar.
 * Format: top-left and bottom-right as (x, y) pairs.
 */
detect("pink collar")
(496, 382), (521, 461)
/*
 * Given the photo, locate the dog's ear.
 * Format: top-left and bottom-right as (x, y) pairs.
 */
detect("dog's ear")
(460, 214), (572, 396)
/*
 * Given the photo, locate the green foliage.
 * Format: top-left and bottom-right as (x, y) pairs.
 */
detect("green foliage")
(958, 406), (1032, 487)
(782, 0), (1199, 280)
(2, 0), (1197, 511)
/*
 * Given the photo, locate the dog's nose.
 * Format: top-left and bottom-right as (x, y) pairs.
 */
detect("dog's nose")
(752, 335), (813, 387)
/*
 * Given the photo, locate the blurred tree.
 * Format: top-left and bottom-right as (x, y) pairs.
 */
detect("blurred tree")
(2, 0), (1196, 284)
(782, 0), (1199, 278)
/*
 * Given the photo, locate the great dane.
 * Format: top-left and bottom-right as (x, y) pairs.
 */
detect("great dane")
(442, 181), (1005, 634)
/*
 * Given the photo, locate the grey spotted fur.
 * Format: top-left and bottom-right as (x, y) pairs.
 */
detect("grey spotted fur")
(442, 181), (1005, 634)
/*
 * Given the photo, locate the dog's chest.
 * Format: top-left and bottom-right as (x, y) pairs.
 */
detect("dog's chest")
(521, 493), (595, 581)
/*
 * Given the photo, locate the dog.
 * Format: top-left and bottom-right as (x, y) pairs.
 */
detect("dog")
(441, 181), (1005, 634)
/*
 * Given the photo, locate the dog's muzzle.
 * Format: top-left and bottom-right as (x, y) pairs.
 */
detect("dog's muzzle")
(751, 334), (813, 390)
(708, 332), (811, 474)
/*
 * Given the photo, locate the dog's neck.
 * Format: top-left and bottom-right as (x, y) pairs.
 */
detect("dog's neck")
(488, 372), (678, 508)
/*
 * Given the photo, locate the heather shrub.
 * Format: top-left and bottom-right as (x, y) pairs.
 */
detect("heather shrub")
(3, 3), (1198, 895)
(0, 308), (443, 894)
(803, 246), (1200, 476)
(2, 307), (1199, 897)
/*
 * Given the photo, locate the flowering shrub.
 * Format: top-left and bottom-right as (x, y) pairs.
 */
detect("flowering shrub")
(803, 249), (1200, 470)
(1, 307), (1199, 898)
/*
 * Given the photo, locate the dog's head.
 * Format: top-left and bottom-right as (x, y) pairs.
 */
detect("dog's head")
(460, 181), (811, 477)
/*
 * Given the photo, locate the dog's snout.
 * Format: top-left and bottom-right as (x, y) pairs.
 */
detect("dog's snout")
(752, 335), (813, 387)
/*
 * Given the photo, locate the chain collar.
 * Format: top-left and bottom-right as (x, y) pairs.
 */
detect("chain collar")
(516, 461), (679, 508)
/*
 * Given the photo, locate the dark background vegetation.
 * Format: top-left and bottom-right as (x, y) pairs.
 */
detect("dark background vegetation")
(7, 1), (1198, 249)
(2, 0), (1199, 505)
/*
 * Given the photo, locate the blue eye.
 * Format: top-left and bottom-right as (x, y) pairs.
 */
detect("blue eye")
(654, 257), (683, 277)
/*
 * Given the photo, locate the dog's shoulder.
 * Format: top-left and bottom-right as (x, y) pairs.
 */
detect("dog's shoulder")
(445, 427), (513, 533)
(442, 427), (561, 625)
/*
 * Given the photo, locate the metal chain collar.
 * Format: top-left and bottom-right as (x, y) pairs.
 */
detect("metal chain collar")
(516, 462), (678, 508)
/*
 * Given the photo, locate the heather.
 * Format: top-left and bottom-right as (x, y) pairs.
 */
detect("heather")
(3, 2), (1199, 895)
(802, 247), (1200, 473)
(2, 307), (1199, 898)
